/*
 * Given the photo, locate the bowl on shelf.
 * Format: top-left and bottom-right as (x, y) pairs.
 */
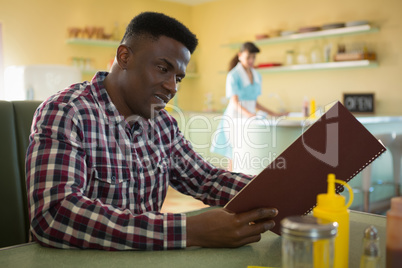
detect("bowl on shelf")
(280, 30), (296, 36)
(345, 20), (370, 27)
(255, 34), (269, 40)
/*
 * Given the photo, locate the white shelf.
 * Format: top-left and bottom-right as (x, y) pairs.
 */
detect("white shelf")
(223, 25), (379, 48)
(66, 38), (120, 47)
(256, 60), (378, 73)
(80, 69), (199, 78)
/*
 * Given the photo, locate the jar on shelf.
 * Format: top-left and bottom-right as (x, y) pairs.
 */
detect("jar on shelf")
(296, 50), (309, 65)
(310, 42), (322, 63)
(285, 50), (295, 65)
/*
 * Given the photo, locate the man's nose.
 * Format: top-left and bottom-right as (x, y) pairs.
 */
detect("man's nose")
(163, 75), (178, 94)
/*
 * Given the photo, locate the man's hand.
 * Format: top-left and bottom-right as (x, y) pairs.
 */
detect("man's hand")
(186, 207), (278, 248)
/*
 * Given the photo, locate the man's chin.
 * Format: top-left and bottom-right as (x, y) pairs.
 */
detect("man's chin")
(148, 105), (164, 119)
(143, 108), (161, 120)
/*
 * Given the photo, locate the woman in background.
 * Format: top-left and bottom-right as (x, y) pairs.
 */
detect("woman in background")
(211, 42), (288, 171)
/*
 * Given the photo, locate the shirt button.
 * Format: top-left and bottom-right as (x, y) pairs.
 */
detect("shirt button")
(111, 176), (116, 182)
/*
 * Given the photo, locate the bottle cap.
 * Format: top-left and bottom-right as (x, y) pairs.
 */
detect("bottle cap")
(390, 196), (402, 212)
(317, 191), (345, 209)
(316, 174), (349, 210)
(281, 215), (338, 240)
(363, 225), (378, 240)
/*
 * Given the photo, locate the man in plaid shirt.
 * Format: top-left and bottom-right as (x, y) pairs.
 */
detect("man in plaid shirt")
(26, 12), (278, 250)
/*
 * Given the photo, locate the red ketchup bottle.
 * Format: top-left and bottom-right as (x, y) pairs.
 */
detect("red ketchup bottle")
(386, 196), (402, 268)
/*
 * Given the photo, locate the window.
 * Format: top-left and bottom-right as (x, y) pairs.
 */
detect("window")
(0, 23), (4, 99)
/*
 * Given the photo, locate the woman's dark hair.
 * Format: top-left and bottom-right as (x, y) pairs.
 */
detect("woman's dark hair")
(228, 42), (260, 71)
(122, 12), (198, 54)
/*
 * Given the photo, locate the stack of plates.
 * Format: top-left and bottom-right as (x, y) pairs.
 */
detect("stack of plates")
(322, 22), (345, 30)
(277, 20), (370, 38)
(280, 30), (296, 36)
(346, 20), (369, 27)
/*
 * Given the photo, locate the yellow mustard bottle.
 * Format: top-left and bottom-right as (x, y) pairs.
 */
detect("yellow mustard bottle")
(313, 173), (354, 268)
(310, 98), (316, 118)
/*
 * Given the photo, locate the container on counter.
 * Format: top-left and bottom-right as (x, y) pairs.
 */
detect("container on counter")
(360, 226), (381, 268)
(386, 197), (402, 268)
(281, 215), (338, 268)
(313, 173), (354, 268)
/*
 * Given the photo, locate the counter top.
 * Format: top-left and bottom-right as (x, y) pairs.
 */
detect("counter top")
(172, 110), (402, 128)
(257, 115), (402, 127)
(356, 115), (402, 124)
(0, 210), (386, 268)
(230, 113), (402, 174)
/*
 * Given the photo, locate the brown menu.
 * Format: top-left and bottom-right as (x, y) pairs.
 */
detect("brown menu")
(224, 101), (386, 235)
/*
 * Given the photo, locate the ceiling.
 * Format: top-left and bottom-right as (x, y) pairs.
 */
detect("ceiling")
(160, 0), (217, 6)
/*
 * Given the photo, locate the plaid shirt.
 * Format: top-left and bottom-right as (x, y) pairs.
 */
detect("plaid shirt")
(26, 72), (252, 250)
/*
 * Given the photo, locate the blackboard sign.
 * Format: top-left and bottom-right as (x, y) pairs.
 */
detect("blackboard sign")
(343, 93), (375, 113)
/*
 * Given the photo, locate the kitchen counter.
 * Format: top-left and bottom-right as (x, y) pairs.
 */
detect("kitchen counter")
(230, 115), (402, 173)
(229, 114), (402, 210)
(169, 110), (402, 209)
(0, 209), (386, 268)
(249, 114), (402, 127)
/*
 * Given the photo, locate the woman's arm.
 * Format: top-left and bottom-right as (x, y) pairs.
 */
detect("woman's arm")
(256, 101), (289, 117)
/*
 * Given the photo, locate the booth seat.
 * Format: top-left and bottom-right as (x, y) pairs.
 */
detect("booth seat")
(0, 100), (42, 248)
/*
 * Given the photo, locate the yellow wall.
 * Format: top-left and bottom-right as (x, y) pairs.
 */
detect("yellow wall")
(186, 0), (402, 115)
(1, 0), (401, 115)
(0, 0), (192, 79)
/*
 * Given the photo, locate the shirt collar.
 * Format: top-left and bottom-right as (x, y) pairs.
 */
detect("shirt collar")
(89, 72), (125, 126)
(234, 62), (260, 87)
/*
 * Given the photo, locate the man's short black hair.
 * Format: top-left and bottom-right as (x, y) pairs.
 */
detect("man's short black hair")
(122, 12), (198, 54)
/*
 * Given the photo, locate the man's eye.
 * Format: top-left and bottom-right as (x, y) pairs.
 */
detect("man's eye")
(158, 66), (168, 72)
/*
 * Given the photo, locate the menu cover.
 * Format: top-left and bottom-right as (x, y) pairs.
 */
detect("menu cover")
(224, 101), (386, 235)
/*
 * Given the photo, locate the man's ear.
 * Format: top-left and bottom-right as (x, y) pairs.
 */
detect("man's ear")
(116, 45), (130, 70)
